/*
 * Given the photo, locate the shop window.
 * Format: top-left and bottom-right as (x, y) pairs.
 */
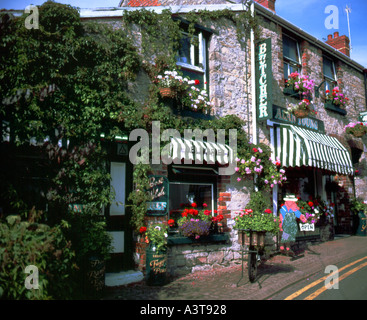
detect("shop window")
(169, 182), (214, 223)
(323, 56), (337, 92)
(283, 34), (301, 81)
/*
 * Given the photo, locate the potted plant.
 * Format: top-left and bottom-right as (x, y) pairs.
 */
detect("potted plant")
(284, 72), (315, 99)
(140, 222), (169, 286)
(234, 192), (279, 247)
(350, 199), (367, 236)
(344, 122), (367, 138)
(286, 98), (317, 118)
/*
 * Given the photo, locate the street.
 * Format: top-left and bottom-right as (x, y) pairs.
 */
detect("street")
(268, 253), (367, 300)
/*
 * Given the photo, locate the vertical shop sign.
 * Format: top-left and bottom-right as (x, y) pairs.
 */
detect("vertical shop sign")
(256, 38), (272, 122)
(146, 175), (168, 216)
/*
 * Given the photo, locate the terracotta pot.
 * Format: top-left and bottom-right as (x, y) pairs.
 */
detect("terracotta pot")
(293, 108), (310, 118)
(159, 87), (175, 98)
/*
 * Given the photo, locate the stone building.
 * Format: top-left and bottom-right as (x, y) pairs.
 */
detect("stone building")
(80, 0), (366, 284)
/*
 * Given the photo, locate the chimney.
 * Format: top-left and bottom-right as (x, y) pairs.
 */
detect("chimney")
(254, 0), (276, 12)
(325, 32), (350, 57)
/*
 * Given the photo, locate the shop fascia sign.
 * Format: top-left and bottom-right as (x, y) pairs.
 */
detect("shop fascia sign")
(272, 105), (325, 133)
(256, 38), (272, 122)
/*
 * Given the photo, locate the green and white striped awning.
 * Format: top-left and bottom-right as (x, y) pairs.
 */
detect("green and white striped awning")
(273, 125), (353, 175)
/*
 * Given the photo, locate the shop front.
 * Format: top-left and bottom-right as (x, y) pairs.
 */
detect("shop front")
(267, 105), (354, 239)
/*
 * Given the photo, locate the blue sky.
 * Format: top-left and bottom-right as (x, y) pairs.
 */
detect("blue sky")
(1, 0), (366, 67)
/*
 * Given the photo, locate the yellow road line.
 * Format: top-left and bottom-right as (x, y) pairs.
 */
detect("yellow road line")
(284, 256), (367, 300)
(304, 261), (367, 300)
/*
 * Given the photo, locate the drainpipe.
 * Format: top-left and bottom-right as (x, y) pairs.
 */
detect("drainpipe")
(250, 0), (257, 146)
(250, 1), (259, 195)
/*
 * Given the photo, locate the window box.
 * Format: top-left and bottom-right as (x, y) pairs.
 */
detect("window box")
(167, 233), (229, 245)
(324, 102), (347, 116)
(283, 87), (302, 99)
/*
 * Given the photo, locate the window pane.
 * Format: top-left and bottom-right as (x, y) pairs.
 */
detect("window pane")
(177, 36), (191, 64)
(284, 61), (299, 80)
(323, 57), (335, 80)
(169, 183), (213, 222)
(283, 35), (299, 62)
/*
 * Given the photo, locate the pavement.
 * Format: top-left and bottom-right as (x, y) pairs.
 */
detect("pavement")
(102, 235), (367, 300)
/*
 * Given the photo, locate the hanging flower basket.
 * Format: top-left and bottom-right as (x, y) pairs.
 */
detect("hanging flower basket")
(293, 108), (310, 118)
(287, 99), (316, 119)
(344, 122), (367, 138)
(159, 87), (175, 98)
(284, 72), (315, 99)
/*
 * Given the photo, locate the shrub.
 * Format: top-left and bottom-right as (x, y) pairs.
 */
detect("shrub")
(0, 210), (77, 300)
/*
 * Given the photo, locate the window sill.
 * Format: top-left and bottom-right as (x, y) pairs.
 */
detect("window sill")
(324, 102), (347, 116)
(172, 108), (215, 120)
(176, 62), (204, 74)
(167, 233), (229, 245)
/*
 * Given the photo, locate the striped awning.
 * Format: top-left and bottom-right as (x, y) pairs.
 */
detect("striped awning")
(274, 125), (353, 175)
(170, 137), (234, 165)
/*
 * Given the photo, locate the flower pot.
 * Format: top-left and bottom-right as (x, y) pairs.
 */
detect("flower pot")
(159, 87), (175, 98)
(293, 108), (310, 118)
(238, 230), (266, 248)
(146, 243), (167, 286)
(351, 131), (366, 137)
(84, 255), (106, 298)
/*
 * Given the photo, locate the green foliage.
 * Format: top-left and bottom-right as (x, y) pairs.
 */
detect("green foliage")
(234, 192), (279, 234)
(0, 210), (77, 300)
(145, 223), (168, 253)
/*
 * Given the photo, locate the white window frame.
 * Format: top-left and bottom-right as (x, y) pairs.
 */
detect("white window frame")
(283, 34), (301, 80)
(176, 31), (207, 83)
(323, 56), (337, 92)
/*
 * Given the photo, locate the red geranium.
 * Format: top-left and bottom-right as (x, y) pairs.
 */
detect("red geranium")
(139, 226), (147, 233)
(191, 203), (197, 208)
(204, 210), (211, 216)
(308, 201), (314, 207)
(264, 209), (272, 214)
(253, 147), (258, 153)
(168, 219), (175, 227)
(194, 79), (200, 85)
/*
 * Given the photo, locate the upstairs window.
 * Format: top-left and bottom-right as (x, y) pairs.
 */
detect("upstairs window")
(323, 56), (337, 92)
(176, 30), (208, 90)
(283, 34), (301, 81)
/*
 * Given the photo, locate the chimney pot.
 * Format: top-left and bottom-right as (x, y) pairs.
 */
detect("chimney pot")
(327, 34), (332, 40)
(334, 31), (339, 38)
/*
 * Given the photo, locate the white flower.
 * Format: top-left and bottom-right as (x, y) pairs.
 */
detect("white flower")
(154, 226), (161, 231)
(152, 246), (156, 251)
(164, 233), (168, 238)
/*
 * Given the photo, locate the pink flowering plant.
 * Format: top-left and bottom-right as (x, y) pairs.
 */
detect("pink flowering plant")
(235, 143), (287, 190)
(344, 122), (367, 137)
(325, 87), (348, 108)
(285, 72), (315, 97)
(234, 192), (280, 233)
(287, 98), (317, 116)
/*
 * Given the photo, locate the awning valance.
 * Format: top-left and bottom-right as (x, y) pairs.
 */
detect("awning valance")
(170, 137), (234, 165)
(274, 125), (353, 175)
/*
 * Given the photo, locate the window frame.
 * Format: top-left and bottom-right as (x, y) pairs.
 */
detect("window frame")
(322, 55), (337, 92)
(168, 181), (215, 220)
(282, 34), (301, 81)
